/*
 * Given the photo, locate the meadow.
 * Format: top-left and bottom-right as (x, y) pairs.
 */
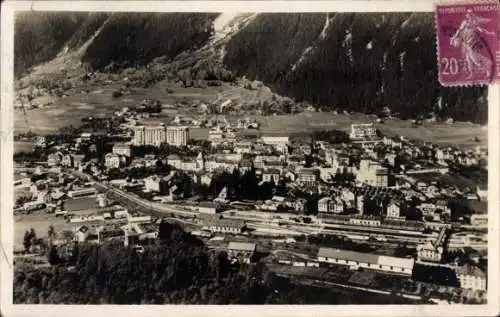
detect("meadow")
(14, 82), (487, 150)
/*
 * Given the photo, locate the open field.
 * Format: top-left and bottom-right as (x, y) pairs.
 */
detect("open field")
(14, 80), (487, 149)
(64, 196), (98, 212)
(14, 81), (245, 134)
(253, 112), (486, 149)
(14, 213), (75, 250)
(140, 112), (486, 148)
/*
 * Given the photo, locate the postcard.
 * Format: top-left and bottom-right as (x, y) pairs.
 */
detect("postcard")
(1, 1), (499, 317)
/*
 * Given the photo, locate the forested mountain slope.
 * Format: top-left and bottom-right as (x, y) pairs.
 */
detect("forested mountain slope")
(14, 12), (488, 123)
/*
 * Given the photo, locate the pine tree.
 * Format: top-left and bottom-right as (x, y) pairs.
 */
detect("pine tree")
(47, 245), (60, 265)
(23, 230), (32, 251)
(48, 224), (55, 245)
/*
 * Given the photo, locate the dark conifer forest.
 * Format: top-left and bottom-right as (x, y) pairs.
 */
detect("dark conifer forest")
(14, 12), (488, 121)
(14, 222), (417, 304)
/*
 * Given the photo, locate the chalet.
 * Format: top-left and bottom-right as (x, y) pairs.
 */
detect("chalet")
(386, 200), (403, 219)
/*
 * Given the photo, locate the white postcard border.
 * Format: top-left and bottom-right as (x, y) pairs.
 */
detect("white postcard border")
(1, 1), (499, 316)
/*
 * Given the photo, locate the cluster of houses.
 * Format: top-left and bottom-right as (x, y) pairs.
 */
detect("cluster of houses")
(14, 167), (98, 214)
(18, 114), (489, 293)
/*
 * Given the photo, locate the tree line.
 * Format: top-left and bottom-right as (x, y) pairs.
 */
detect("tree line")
(14, 221), (416, 304)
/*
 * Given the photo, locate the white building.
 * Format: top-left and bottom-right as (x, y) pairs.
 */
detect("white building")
(349, 217), (381, 227)
(356, 160), (388, 187)
(47, 152), (63, 167)
(208, 219), (245, 234)
(133, 124), (166, 146)
(96, 193), (108, 208)
(456, 265), (487, 291)
(318, 197), (334, 213)
(205, 159), (237, 172)
(105, 153), (125, 169)
(234, 142), (253, 154)
(260, 136), (289, 153)
(386, 201), (403, 219)
(74, 225), (90, 242)
(417, 243), (443, 263)
(36, 190), (51, 204)
(208, 126), (237, 145)
(127, 215), (152, 223)
(112, 143), (132, 157)
(470, 213), (487, 227)
(168, 153), (204, 172)
(317, 247), (414, 275)
(418, 202), (451, 220)
(262, 169), (281, 183)
(349, 123), (377, 140)
(296, 168), (318, 185)
(67, 188), (97, 198)
(166, 126), (189, 146)
(144, 176), (166, 192)
(227, 242), (256, 264)
(198, 202), (218, 214)
(61, 154), (74, 167)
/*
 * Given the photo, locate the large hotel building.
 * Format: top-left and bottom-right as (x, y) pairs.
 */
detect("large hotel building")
(166, 126), (189, 147)
(133, 124), (189, 147)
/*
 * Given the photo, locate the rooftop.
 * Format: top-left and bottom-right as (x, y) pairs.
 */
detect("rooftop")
(227, 242), (256, 252)
(318, 247), (380, 264)
(209, 219), (245, 228)
(113, 143), (130, 148)
(318, 247), (415, 269)
(198, 201), (218, 209)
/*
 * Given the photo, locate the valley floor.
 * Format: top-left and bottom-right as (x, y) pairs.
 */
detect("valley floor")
(15, 106), (486, 150)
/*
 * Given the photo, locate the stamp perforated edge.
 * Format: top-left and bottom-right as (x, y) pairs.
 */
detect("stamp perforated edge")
(434, 0), (500, 87)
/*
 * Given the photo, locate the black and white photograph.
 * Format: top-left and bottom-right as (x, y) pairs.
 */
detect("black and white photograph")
(1, 0), (498, 315)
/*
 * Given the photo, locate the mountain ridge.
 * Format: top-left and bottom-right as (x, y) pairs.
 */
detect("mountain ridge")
(14, 12), (488, 124)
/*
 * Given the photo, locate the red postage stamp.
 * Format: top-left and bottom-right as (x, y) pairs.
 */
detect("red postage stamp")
(436, 2), (499, 86)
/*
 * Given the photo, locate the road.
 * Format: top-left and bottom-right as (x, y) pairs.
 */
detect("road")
(69, 170), (487, 249)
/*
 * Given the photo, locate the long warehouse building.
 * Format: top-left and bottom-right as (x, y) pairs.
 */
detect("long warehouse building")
(317, 247), (415, 275)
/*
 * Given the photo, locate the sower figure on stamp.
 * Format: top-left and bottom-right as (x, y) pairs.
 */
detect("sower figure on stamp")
(450, 9), (495, 80)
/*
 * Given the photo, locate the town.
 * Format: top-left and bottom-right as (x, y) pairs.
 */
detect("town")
(13, 101), (488, 304)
